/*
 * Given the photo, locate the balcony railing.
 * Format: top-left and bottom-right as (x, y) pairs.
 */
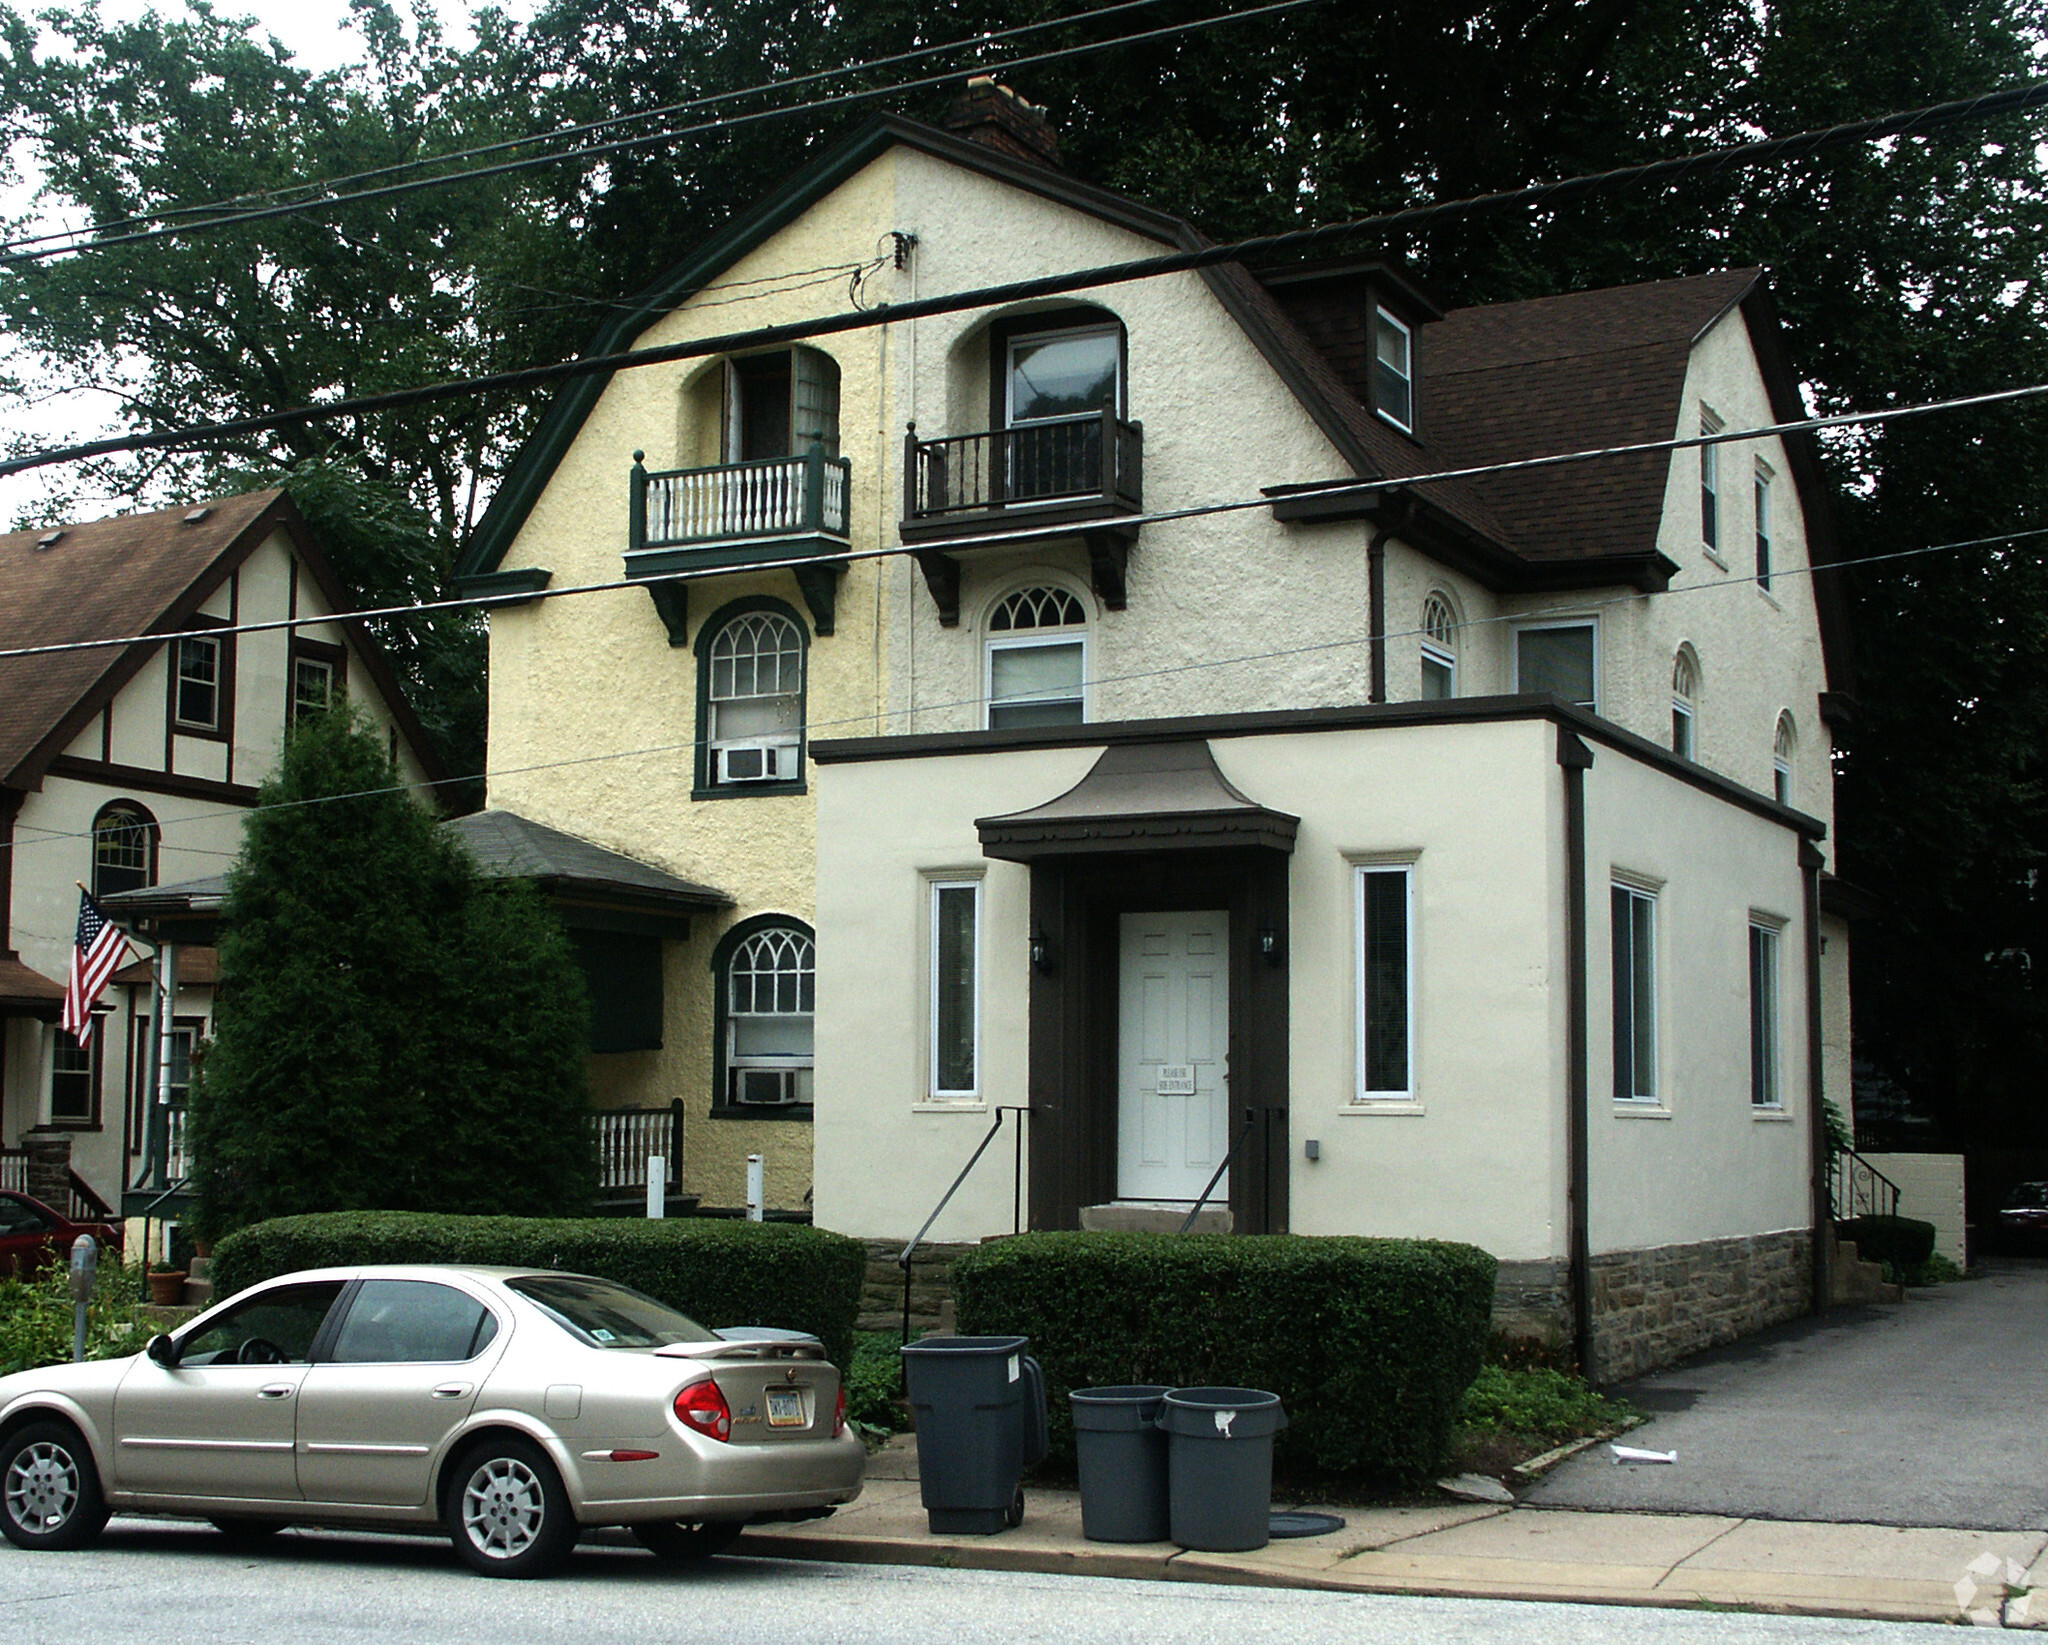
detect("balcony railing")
(589, 1100), (685, 1204)
(630, 447), (849, 553)
(904, 410), (1142, 524)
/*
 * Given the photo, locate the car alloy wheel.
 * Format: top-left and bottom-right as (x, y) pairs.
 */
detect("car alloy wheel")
(445, 1437), (575, 1578)
(0, 1421), (109, 1551)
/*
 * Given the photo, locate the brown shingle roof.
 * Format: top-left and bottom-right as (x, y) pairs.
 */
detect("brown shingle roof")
(0, 491), (284, 788)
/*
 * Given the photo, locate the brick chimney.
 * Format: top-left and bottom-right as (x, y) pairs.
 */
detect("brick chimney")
(943, 78), (1061, 170)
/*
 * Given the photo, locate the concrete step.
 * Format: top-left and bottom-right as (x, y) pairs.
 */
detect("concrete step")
(1829, 1234), (1904, 1306)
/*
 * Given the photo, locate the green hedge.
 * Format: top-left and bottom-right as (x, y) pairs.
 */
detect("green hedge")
(951, 1232), (1496, 1481)
(210, 1212), (866, 1368)
(1839, 1214), (1937, 1272)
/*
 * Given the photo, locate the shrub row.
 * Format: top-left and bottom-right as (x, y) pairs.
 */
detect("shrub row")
(1839, 1214), (1937, 1271)
(210, 1212), (866, 1369)
(951, 1232), (1496, 1481)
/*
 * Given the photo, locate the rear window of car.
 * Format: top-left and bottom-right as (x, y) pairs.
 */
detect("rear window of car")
(2007, 1183), (2048, 1210)
(506, 1275), (717, 1350)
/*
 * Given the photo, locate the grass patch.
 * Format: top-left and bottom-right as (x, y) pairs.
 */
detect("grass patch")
(1448, 1364), (1638, 1479)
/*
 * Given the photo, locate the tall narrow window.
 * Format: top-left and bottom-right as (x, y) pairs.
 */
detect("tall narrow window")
(930, 881), (981, 1098)
(91, 801), (157, 897)
(699, 603), (806, 791)
(1420, 594), (1457, 699)
(1773, 712), (1796, 806)
(1373, 308), (1413, 432)
(174, 633), (223, 731)
(50, 1030), (100, 1127)
(1700, 407), (1723, 557)
(1671, 647), (1700, 759)
(1515, 621), (1597, 710)
(1754, 462), (1774, 590)
(1750, 921), (1782, 1107)
(1355, 865), (1413, 1100)
(721, 923), (814, 1108)
(289, 639), (345, 729)
(1611, 883), (1658, 1103)
(986, 585), (1087, 729)
(723, 347), (840, 462)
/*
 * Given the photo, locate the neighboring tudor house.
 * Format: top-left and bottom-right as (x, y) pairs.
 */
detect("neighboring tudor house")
(459, 87), (1856, 1376)
(0, 490), (440, 1217)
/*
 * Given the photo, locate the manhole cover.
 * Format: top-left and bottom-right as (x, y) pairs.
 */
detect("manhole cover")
(1268, 1511), (1345, 1539)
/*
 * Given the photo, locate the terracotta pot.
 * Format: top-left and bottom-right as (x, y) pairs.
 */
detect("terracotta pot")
(147, 1270), (188, 1306)
(191, 1238), (214, 1260)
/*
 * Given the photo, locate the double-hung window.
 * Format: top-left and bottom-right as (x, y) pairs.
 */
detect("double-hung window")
(50, 1030), (100, 1127)
(703, 607), (805, 788)
(1671, 648), (1700, 760)
(1749, 920), (1783, 1108)
(1354, 864), (1414, 1101)
(1515, 620), (1597, 710)
(722, 925), (814, 1108)
(173, 632), (226, 733)
(1611, 882), (1658, 1103)
(1420, 594), (1457, 699)
(1699, 406), (1723, 559)
(1373, 308), (1413, 432)
(986, 586), (1087, 729)
(1754, 462), (1774, 591)
(929, 880), (981, 1099)
(1003, 323), (1122, 506)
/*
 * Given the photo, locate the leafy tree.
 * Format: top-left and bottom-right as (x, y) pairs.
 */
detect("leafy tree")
(187, 706), (592, 1237)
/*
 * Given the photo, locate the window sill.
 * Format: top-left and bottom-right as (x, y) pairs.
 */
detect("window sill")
(708, 1104), (814, 1123)
(691, 780), (807, 802)
(1612, 1102), (1672, 1119)
(913, 1099), (988, 1114)
(1751, 1106), (1794, 1123)
(43, 1120), (103, 1133)
(1701, 547), (1728, 571)
(1755, 583), (1783, 611)
(1342, 1099), (1424, 1116)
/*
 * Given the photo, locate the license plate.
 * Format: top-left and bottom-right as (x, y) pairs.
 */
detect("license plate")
(765, 1387), (806, 1428)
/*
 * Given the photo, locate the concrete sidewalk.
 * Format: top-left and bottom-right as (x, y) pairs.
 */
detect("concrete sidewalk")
(739, 1440), (2048, 1628)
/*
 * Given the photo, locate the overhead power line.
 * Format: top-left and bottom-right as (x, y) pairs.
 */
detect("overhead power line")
(0, 0), (1324, 266)
(0, 0), (1195, 256)
(5, 380), (2045, 665)
(11, 517), (2045, 866)
(4, 75), (2044, 481)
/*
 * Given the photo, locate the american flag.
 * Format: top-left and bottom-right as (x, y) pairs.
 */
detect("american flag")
(63, 889), (132, 1046)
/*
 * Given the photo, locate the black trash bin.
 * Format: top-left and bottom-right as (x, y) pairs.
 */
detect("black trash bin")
(1070, 1386), (1172, 1543)
(1158, 1386), (1288, 1552)
(900, 1336), (1048, 1535)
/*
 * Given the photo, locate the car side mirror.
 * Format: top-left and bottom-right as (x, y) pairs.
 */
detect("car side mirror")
(146, 1333), (179, 1367)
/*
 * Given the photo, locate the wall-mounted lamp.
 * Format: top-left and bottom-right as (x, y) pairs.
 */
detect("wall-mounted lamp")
(1029, 928), (1053, 973)
(1258, 926), (1282, 967)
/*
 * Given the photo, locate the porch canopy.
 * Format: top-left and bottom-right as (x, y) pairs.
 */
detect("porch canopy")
(0, 953), (65, 1020)
(975, 739), (1299, 861)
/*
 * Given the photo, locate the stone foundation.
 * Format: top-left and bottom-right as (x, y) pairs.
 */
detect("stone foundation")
(1587, 1228), (1813, 1384)
(858, 1240), (976, 1337)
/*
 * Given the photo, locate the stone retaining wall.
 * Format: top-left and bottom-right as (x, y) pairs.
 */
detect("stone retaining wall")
(858, 1240), (976, 1337)
(1587, 1228), (1813, 1384)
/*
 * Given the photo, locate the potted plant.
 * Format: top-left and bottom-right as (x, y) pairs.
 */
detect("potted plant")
(147, 1259), (188, 1307)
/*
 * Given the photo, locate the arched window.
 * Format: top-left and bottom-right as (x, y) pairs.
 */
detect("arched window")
(715, 919), (815, 1111)
(696, 600), (807, 793)
(1420, 593), (1458, 699)
(91, 801), (158, 898)
(1671, 647), (1700, 760)
(1774, 712), (1796, 805)
(986, 584), (1088, 729)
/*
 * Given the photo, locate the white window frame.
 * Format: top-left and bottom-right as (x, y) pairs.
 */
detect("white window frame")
(927, 877), (983, 1101)
(1754, 460), (1775, 592)
(1749, 916), (1785, 1109)
(1611, 878), (1660, 1105)
(1700, 406), (1724, 562)
(173, 633), (223, 731)
(1671, 648), (1699, 760)
(1006, 322), (1125, 426)
(983, 585), (1090, 731)
(1513, 618), (1600, 712)
(1353, 862), (1416, 1104)
(1773, 712), (1796, 806)
(1373, 307), (1414, 433)
(706, 610), (805, 787)
(723, 925), (815, 1109)
(1420, 593), (1457, 699)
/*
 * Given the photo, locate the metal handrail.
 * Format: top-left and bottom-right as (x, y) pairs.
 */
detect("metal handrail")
(1829, 1147), (1903, 1222)
(1178, 1107), (1259, 1234)
(897, 1105), (1032, 1345)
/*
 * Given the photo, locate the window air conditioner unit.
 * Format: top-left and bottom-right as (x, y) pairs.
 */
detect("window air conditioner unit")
(732, 1068), (802, 1106)
(715, 741), (798, 784)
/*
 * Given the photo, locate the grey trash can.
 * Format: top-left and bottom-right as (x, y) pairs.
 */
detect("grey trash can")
(1159, 1386), (1288, 1552)
(1071, 1386), (1172, 1543)
(901, 1336), (1048, 1535)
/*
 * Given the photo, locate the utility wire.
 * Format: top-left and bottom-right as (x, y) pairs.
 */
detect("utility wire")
(0, 0), (1195, 255)
(5, 380), (2044, 665)
(5, 74), (2043, 481)
(0, 0), (1324, 267)
(11, 518), (2043, 863)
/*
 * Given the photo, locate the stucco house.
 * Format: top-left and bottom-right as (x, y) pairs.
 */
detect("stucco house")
(0, 490), (440, 1218)
(459, 86), (1857, 1377)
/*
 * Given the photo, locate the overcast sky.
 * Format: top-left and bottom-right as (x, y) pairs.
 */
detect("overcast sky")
(4, 0), (539, 526)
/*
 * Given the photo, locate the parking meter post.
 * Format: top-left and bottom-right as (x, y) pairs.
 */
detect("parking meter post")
(69, 1234), (98, 1362)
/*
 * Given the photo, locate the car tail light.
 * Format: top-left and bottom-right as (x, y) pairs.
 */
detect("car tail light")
(833, 1385), (848, 1438)
(675, 1378), (732, 1442)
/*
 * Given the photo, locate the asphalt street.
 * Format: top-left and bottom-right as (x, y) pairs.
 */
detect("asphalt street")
(0, 1520), (1986, 1645)
(1526, 1258), (2048, 1529)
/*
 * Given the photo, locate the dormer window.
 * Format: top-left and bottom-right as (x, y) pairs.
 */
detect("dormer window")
(1373, 308), (1413, 432)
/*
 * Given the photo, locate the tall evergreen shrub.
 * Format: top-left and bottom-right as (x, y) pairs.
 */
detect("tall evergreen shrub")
(188, 707), (592, 1237)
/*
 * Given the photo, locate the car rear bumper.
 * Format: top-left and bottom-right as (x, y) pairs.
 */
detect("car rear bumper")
(573, 1431), (866, 1523)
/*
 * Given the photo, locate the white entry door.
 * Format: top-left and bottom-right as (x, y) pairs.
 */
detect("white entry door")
(1118, 911), (1230, 1203)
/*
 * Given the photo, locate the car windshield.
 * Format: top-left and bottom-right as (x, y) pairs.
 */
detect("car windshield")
(506, 1274), (717, 1350)
(2006, 1182), (2048, 1210)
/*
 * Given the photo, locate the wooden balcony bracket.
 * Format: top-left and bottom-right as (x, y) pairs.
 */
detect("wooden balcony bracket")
(916, 549), (962, 627)
(1084, 530), (1130, 611)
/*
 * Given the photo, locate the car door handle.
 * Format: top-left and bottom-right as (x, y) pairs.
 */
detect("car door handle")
(258, 1384), (294, 1399)
(432, 1383), (473, 1399)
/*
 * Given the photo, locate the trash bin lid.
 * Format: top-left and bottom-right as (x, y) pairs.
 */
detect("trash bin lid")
(899, 1335), (1029, 1358)
(1158, 1386), (1288, 1439)
(1069, 1385), (1171, 1431)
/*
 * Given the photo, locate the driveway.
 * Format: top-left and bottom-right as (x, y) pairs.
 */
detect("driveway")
(1524, 1259), (2048, 1530)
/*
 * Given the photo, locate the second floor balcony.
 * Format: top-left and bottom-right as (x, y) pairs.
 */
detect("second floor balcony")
(626, 445), (852, 638)
(900, 411), (1142, 541)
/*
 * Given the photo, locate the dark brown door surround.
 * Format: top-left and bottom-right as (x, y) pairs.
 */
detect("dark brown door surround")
(976, 741), (1298, 1235)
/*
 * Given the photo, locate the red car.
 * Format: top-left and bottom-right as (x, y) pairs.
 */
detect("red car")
(0, 1190), (123, 1280)
(1997, 1181), (2048, 1251)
